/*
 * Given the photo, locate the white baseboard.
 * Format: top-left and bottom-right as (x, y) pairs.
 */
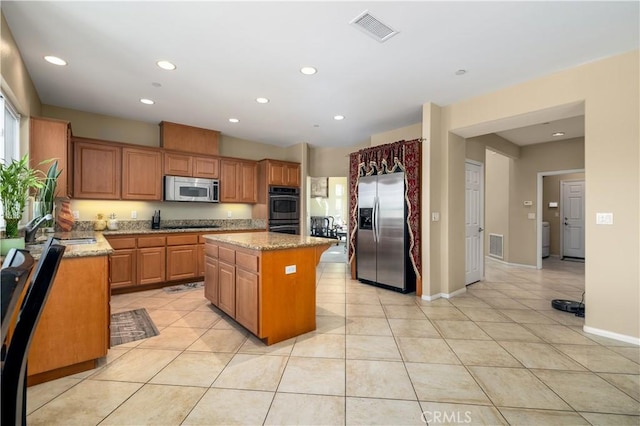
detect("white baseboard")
(421, 286), (467, 302)
(583, 325), (640, 346)
(485, 256), (537, 269)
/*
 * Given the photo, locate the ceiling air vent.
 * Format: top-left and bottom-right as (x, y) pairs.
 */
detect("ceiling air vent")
(349, 10), (398, 43)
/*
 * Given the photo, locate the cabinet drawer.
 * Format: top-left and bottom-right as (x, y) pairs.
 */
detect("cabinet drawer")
(137, 236), (166, 248)
(219, 246), (235, 263)
(108, 237), (136, 250)
(236, 252), (259, 272)
(167, 234), (198, 246)
(205, 243), (219, 258)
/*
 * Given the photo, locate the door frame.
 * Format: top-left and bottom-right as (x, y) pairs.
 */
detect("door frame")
(465, 159), (484, 284)
(536, 168), (585, 269)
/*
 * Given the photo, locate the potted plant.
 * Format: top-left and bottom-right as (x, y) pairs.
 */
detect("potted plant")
(0, 154), (45, 254)
(36, 160), (62, 230)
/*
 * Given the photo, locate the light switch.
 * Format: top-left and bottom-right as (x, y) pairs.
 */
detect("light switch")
(524, 201), (533, 206)
(596, 212), (614, 225)
(431, 212), (440, 222)
(285, 265), (296, 274)
(527, 213), (535, 219)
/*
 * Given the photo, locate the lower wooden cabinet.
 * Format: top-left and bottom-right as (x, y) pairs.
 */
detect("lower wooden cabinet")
(204, 256), (219, 305)
(110, 249), (136, 288)
(137, 246), (166, 285)
(235, 268), (259, 334)
(28, 255), (109, 384)
(218, 261), (236, 316)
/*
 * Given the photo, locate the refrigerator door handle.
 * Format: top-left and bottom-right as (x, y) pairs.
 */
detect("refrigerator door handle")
(375, 196), (381, 242)
(372, 196), (378, 242)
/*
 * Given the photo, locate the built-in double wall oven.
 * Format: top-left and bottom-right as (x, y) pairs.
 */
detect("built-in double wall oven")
(268, 186), (300, 235)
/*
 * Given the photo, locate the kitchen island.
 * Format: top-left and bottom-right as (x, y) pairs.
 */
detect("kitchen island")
(203, 232), (334, 344)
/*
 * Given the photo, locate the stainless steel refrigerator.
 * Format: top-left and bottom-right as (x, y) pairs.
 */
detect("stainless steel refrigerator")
(356, 172), (415, 293)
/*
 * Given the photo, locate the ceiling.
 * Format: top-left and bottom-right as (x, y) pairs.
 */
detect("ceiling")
(3, 2), (638, 148)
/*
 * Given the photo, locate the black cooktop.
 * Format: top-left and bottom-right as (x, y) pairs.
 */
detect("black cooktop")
(160, 225), (221, 230)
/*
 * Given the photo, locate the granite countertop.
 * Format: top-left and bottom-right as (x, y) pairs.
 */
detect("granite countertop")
(26, 232), (112, 260)
(101, 225), (266, 236)
(203, 232), (336, 251)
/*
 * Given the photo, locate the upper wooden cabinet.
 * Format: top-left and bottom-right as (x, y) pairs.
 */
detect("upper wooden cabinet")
(73, 138), (121, 199)
(29, 117), (73, 198)
(164, 152), (219, 179)
(220, 158), (257, 203)
(122, 147), (162, 200)
(265, 160), (300, 187)
(160, 121), (219, 156)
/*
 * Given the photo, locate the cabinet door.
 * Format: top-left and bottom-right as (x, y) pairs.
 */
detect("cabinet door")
(110, 249), (136, 289)
(29, 117), (72, 198)
(218, 261), (236, 316)
(268, 162), (285, 186)
(235, 268), (259, 335)
(204, 256), (219, 305)
(239, 161), (257, 203)
(166, 245), (198, 281)
(164, 152), (192, 176)
(220, 160), (239, 202)
(137, 247), (166, 285)
(73, 140), (121, 199)
(122, 147), (162, 200)
(193, 156), (220, 179)
(197, 244), (206, 277)
(285, 164), (300, 187)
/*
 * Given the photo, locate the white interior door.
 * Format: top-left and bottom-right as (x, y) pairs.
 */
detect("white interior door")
(465, 161), (484, 284)
(561, 180), (585, 259)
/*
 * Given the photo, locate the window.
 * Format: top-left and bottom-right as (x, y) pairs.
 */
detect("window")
(1, 92), (21, 228)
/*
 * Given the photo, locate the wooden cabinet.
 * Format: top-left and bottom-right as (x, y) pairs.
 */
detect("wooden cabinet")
(122, 147), (162, 200)
(28, 255), (109, 384)
(266, 160), (300, 187)
(218, 261), (236, 316)
(73, 138), (121, 199)
(164, 152), (220, 179)
(29, 117), (73, 198)
(160, 121), (219, 156)
(204, 256), (219, 305)
(166, 234), (198, 281)
(197, 237), (206, 277)
(136, 236), (166, 285)
(108, 237), (137, 289)
(235, 263), (259, 334)
(220, 158), (257, 203)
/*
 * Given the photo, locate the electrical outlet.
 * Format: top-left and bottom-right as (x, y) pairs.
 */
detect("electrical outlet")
(227, 211), (232, 218)
(431, 212), (440, 221)
(131, 210), (137, 219)
(285, 265), (296, 274)
(72, 210), (80, 219)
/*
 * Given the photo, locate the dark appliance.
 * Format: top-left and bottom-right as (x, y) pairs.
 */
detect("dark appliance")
(268, 186), (300, 235)
(356, 172), (415, 293)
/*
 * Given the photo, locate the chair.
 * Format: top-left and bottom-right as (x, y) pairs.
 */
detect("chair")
(1, 238), (65, 426)
(1, 249), (35, 347)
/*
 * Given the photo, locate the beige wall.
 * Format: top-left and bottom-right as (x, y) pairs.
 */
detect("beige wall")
(370, 123), (422, 147)
(543, 172), (585, 256)
(485, 151), (511, 261)
(427, 50), (639, 340)
(308, 142), (368, 177)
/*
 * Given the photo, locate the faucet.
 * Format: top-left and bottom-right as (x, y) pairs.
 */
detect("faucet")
(23, 214), (53, 243)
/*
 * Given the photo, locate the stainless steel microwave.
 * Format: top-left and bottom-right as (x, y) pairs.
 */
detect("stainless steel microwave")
(164, 176), (219, 203)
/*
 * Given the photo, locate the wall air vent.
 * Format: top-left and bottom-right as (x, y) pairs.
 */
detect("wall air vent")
(489, 234), (504, 259)
(349, 10), (398, 43)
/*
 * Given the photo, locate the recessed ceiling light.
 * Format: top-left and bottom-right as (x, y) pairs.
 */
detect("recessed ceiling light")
(552, 132), (565, 137)
(313, 124), (320, 128)
(334, 115), (345, 121)
(455, 69), (467, 76)
(157, 60), (176, 70)
(300, 66), (317, 75)
(151, 82), (162, 88)
(229, 118), (239, 123)
(256, 97), (269, 104)
(44, 55), (67, 66)
(140, 98), (154, 105)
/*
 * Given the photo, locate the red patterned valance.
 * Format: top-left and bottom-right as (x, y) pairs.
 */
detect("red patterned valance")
(348, 139), (422, 281)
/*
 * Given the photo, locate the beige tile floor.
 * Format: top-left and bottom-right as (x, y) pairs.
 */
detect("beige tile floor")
(26, 257), (639, 425)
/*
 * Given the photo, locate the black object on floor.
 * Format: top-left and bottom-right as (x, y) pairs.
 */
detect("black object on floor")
(110, 308), (159, 346)
(552, 299), (585, 317)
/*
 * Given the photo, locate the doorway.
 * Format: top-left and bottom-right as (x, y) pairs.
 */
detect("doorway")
(465, 160), (484, 284)
(536, 169), (585, 269)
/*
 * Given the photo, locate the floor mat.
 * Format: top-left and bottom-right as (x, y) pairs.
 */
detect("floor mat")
(110, 308), (159, 346)
(162, 281), (205, 293)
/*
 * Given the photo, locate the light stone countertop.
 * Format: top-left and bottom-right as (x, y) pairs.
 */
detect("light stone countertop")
(203, 232), (336, 251)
